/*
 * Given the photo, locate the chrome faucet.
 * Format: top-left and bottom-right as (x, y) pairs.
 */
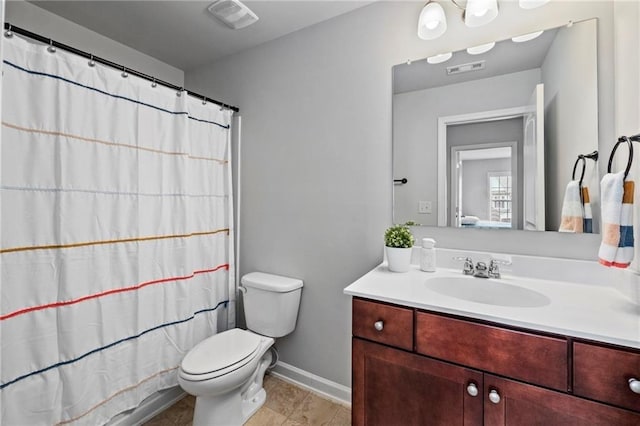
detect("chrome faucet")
(473, 261), (489, 278)
(456, 256), (511, 278)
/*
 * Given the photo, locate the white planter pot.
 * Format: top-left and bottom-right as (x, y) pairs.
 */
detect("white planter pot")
(385, 246), (412, 272)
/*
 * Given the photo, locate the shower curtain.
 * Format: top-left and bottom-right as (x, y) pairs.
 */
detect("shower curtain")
(0, 35), (234, 424)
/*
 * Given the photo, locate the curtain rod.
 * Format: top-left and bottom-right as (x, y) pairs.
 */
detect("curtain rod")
(3, 23), (240, 113)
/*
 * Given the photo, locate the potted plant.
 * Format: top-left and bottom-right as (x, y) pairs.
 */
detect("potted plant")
(384, 224), (415, 272)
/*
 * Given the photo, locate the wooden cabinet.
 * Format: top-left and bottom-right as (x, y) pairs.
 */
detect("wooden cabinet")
(352, 298), (413, 351)
(573, 341), (640, 412)
(353, 338), (483, 426)
(352, 297), (640, 425)
(484, 375), (640, 426)
(416, 311), (568, 391)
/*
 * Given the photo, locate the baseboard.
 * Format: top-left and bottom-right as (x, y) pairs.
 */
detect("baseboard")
(106, 386), (186, 426)
(269, 361), (351, 407)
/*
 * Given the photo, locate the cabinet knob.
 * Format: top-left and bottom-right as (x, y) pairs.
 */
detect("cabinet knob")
(629, 378), (640, 394)
(374, 320), (384, 331)
(466, 383), (479, 397)
(489, 389), (501, 404)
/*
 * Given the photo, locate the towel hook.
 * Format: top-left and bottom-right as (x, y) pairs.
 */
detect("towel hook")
(608, 136), (633, 179)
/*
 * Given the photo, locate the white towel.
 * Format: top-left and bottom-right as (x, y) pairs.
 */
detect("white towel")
(599, 172), (635, 268)
(559, 181), (583, 232)
(582, 185), (593, 233)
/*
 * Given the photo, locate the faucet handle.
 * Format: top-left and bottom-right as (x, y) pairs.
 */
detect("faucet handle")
(488, 259), (509, 278)
(453, 256), (475, 275)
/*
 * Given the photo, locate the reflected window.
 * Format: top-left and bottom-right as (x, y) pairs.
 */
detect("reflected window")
(489, 172), (512, 226)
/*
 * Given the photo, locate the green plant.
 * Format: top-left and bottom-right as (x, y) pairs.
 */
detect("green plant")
(384, 224), (415, 248)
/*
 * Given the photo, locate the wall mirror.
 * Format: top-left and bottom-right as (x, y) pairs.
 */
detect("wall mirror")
(393, 18), (599, 233)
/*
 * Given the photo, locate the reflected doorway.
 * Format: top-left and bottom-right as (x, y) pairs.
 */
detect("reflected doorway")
(451, 143), (517, 229)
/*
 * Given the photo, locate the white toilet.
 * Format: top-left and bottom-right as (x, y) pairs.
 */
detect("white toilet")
(178, 272), (303, 426)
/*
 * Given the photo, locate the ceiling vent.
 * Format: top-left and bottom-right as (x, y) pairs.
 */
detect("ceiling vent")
(207, 0), (259, 30)
(446, 60), (486, 75)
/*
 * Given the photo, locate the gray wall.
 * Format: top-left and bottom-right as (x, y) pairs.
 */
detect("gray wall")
(542, 19), (599, 231)
(393, 69), (539, 226)
(462, 158), (512, 221)
(5, 0), (184, 86)
(186, 1), (620, 389)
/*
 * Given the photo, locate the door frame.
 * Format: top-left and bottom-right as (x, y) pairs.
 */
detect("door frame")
(450, 141), (518, 227)
(437, 105), (531, 226)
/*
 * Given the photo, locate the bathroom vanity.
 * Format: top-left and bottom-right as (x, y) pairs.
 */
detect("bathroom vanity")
(344, 251), (640, 425)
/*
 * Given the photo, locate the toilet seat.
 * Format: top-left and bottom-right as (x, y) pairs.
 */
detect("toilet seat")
(179, 329), (263, 382)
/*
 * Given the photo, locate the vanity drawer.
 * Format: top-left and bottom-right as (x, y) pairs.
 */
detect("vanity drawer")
(352, 298), (413, 351)
(574, 342), (640, 412)
(415, 311), (568, 391)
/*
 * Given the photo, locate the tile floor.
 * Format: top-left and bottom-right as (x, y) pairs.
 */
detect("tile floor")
(144, 374), (351, 425)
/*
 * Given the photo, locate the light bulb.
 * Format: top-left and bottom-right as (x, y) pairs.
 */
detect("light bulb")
(427, 52), (453, 64)
(470, 8), (488, 17)
(467, 42), (495, 55)
(426, 20), (439, 30)
(512, 30), (544, 43)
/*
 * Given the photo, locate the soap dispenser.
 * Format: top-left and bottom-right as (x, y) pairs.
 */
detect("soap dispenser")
(420, 238), (436, 272)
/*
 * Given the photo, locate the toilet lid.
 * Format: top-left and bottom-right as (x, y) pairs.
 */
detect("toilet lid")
(181, 329), (262, 375)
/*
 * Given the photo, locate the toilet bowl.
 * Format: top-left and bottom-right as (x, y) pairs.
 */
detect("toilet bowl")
(178, 328), (275, 425)
(178, 272), (303, 425)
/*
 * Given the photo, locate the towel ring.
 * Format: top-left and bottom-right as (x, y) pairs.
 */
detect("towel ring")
(572, 156), (587, 188)
(572, 150), (599, 188)
(608, 136), (633, 179)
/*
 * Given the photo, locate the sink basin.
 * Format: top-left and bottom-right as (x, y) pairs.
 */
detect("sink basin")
(425, 276), (550, 308)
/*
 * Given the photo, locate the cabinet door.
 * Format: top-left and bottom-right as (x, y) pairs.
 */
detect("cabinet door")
(484, 375), (640, 426)
(573, 341), (640, 412)
(353, 338), (483, 426)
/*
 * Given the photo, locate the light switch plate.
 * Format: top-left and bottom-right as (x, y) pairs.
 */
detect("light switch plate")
(418, 201), (432, 214)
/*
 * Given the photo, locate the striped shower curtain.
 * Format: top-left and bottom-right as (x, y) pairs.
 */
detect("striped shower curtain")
(0, 35), (234, 424)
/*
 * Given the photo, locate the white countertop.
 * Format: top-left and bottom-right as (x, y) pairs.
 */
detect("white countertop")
(344, 258), (640, 350)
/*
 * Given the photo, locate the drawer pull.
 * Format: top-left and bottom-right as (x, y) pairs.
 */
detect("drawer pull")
(466, 382), (478, 397)
(374, 320), (384, 331)
(489, 389), (501, 404)
(629, 378), (640, 394)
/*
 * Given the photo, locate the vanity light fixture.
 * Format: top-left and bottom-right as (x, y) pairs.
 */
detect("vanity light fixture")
(466, 41), (495, 55)
(518, 0), (550, 10)
(418, 1), (447, 40)
(418, 0), (498, 40)
(512, 30), (544, 43)
(418, 0), (548, 41)
(465, 0), (499, 28)
(427, 52), (453, 64)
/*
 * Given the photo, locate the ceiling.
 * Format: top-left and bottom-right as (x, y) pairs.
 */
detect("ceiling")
(393, 27), (559, 94)
(29, 1), (375, 71)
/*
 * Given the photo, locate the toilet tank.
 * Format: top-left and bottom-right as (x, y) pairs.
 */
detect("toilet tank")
(241, 272), (303, 338)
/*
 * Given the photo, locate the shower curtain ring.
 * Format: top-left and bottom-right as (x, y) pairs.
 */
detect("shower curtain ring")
(4, 24), (13, 38)
(121, 67), (128, 78)
(202, 96), (207, 105)
(177, 88), (183, 97)
(47, 39), (56, 53)
(88, 54), (96, 67)
(151, 78), (157, 88)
